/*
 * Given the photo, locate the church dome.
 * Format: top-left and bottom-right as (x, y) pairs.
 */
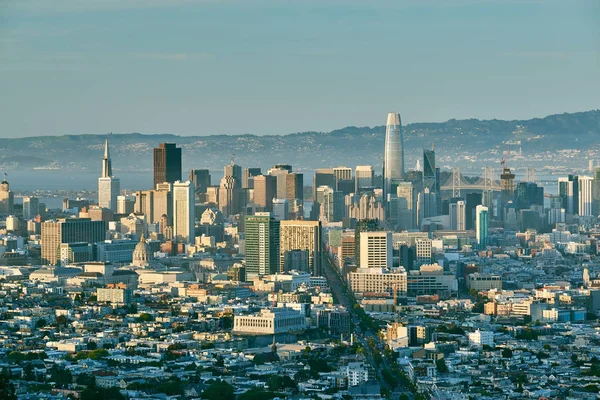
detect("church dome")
(132, 234), (151, 267)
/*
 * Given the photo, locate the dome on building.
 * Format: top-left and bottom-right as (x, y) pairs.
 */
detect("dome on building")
(132, 234), (151, 267)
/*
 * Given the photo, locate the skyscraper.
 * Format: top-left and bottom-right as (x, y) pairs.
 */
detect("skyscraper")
(219, 163), (242, 216)
(23, 196), (40, 220)
(243, 168), (262, 189)
(449, 199), (466, 231)
(396, 181), (415, 230)
(578, 176), (593, 216)
(245, 213), (280, 279)
(153, 143), (182, 187)
(98, 139), (120, 212)
(172, 180), (195, 244)
(355, 166), (374, 193)
(41, 218), (107, 265)
(0, 177), (14, 215)
(423, 149), (436, 192)
(592, 167), (600, 216)
(359, 231), (393, 269)
(313, 168), (335, 202)
(189, 169), (211, 196)
(476, 205), (489, 249)
(558, 175), (579, 216)
(316, 186), (344, 223)
(383, 112), (404, 203)
(253, 175), (277, 211)
(268, 164), (292, 199)
(279, 220), (322, 275)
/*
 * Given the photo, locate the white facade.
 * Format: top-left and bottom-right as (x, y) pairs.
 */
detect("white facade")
(98, 177), (120, 212)
(346, 362), (370, 387)
(233, 307), (306, 334)
(173, 180), (195, 244)
(468, 329), (494, 346)
(415, 238), (432, 265)
(579, 176), (593, 216)
(349, 267), (407, 295)
(359, 231), (392, 269)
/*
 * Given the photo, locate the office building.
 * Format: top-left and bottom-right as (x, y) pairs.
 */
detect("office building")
(98, 139), (120, 212)
(316, 185), (344, 222)
(0, 177), (14, 215)
(285, 173), (303, 202)
(268, 164), (292, 199)
(476, 205), (489, 249)
(96, 239), (139, 264)
(253, 175), (277, 212)
(280, 220), (322, 275)
(313, 168), (335, 202)
(355, 165), (374, 192)
(593, 168), (600, 216)
(41, 218), (107, 265)
(396, 181), (415, 230)
(173, 181), (195, 244)
(97, 284), (133, 304)
(449, 199), (466, 231)
(153, 143), (182, 187)
(423, 149), (436, 192)
(354, 219), (379, 267)
(219, 163), (242, 216)
(233, 308), (306, 334)
(579, 176), (593, 216)
(407, 263), (458, 297)
(245, 213), (280, 279)
(359, 231), (392, 269)
(383, 112), (404, 202)
(242, 167), (261, 189)
(23, 196), (39, 220)
(465, 193), (482, 230)
(333, 166), (352, 184)
(559, 175), (579, 216)
(272, 198), (289, 221)
(117, 195), (135, 215)
(349, 267), (407, 295)
(415, 239), (432, 265)
(189, 169), (211, 196)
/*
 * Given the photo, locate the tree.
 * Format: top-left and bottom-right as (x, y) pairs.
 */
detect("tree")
(56, 315), (69, 326)
(137, 313), (153, 322)
(502, 348), (513, 359)
(35, 319), (47, 329)
(436, 358), (449, 373)
(0, 374), (16, 400)
(202, 380), (235, 400)
(238, 388), (277, 400)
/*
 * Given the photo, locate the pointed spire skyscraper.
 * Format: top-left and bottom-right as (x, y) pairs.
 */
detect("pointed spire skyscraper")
(101, 138), (112, 178)
(98, 137), (120, 212)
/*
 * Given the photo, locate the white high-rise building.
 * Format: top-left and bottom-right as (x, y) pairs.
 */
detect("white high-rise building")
(579, 176), (593, 216)
(383, 112), (404, 203)
(272, 198), (289, 221)
(98, 138), (120, 212)
(355, 165), (374, 192)
(173, 180), (195, 244)
(359, 231), (392, 269)
(449, 200), (466, 231)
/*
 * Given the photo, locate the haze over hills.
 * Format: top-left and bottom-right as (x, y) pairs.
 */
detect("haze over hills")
(2, 110), (599, 177)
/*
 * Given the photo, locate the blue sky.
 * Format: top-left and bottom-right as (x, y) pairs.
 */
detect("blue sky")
(1, 0), (599, 138)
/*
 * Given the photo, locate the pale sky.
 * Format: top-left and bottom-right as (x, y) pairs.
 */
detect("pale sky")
(1, 0), (599, 138)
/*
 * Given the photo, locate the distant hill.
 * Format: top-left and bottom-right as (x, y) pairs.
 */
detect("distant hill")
(1, 110), (599, 176)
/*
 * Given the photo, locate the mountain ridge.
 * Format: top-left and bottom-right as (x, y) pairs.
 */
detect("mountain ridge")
(2, 110), (599, 175)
